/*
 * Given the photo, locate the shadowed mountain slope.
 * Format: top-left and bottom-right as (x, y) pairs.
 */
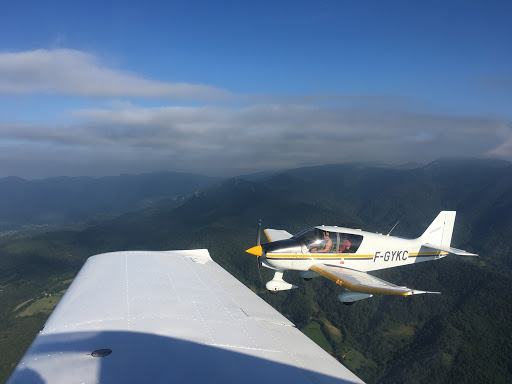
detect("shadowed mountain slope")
(0, 172), (221, 230)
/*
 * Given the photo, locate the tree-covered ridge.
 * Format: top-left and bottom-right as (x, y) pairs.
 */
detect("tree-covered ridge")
(0, 158), (511, 383)
(0, 171), (221, 230)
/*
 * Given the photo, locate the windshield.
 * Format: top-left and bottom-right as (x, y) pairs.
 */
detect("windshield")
(294, 228), (333, 253)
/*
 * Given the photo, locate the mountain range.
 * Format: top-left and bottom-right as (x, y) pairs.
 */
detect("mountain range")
(0, 158), (511, 383)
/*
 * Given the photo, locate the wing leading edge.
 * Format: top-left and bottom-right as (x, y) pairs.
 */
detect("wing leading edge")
(310, 264), (440, 296)
(8, 250), (363, 384)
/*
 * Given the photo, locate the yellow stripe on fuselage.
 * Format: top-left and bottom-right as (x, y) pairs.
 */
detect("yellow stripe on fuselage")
(266, 253), (373, 259)
(410, 251), (449, 256)
(266, 251), (448, 259)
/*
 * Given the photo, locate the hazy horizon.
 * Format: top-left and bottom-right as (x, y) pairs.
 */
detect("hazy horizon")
(1, 156), (510, 181)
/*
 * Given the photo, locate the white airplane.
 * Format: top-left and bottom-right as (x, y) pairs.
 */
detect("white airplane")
(8, 249), (364, 383)
(246, 211), (477, 304)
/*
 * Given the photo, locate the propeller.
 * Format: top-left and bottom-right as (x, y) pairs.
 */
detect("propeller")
(256, 219), (263, 284)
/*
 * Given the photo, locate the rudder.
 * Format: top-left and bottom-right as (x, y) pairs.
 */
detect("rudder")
(420, 211), (456, 247)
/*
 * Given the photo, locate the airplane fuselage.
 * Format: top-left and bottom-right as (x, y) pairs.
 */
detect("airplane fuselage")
(263, 226), (447, 273)
(247, 212), (476, 301)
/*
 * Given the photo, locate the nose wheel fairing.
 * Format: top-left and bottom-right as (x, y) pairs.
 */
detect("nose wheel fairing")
(265, 270), (297, 292)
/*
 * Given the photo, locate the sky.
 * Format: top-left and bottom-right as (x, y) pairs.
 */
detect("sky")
(0, 0), (511, 178)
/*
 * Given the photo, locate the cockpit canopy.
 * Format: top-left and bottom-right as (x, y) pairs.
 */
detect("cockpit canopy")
(292, 227), (363, 254)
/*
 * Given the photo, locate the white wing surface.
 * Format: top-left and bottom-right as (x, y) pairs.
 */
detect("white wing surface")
(8, 250), (363, 384)
(310, 264), (439, 296)
(264, 229), (293, 242)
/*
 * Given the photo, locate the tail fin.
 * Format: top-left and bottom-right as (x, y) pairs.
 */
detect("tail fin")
(420, 211), (456, 247)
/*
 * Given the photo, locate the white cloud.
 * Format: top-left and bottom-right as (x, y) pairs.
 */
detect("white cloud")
(0, 104), (509, 178)
(0, 48), (422, 109)
(487, 122), (512, 158)
(0, 49), (231, 101)
(489, 139), (512, 158)
(0, 48), (509, 177)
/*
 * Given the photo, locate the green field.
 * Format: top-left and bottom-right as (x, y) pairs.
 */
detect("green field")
(321, 317), (342, 343)
(301, 321), (333, 354)
(12, 299), (33, 312)
(382, 321), (415, 338)
(16, 294), (63, 317)
(340, 348), (378, 371)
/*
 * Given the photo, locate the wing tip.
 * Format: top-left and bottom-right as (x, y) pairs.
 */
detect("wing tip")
(407, 290), (441, 296)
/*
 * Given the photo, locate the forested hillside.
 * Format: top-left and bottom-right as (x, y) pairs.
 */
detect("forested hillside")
(1, 159), (511, 383)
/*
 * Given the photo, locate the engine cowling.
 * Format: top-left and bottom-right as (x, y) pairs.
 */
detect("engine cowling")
(338, 291), (373, 303)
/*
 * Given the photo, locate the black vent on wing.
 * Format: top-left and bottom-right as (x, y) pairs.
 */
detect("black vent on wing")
(90, 349), (112, 358)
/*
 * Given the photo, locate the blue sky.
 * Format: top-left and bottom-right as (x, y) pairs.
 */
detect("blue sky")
(0, 0), (511, 178)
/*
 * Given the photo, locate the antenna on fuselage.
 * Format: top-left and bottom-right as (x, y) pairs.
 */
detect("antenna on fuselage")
(256, 219), (261, 246)
(387, 221), (400, 236)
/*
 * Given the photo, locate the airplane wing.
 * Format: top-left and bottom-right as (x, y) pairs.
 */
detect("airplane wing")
(264, 228), (293, 242)
(421, 243), (478, 257)
(310, 264), (439, 296)
(8, 250), (363, 384)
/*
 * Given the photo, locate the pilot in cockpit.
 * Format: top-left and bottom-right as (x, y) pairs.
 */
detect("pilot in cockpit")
(309, 230), (332, 253)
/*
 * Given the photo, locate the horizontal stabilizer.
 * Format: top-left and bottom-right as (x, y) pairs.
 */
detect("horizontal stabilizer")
(264, 229), (293, 242)
(310, 264), (440, 296)
(422, 243), (478, 257)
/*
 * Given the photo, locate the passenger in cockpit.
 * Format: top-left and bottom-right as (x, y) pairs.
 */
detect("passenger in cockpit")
(339, 234), (351, 253)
